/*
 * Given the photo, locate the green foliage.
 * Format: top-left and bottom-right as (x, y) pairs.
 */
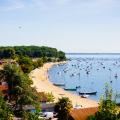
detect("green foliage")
(2, 47), (15, 59)
(33, 61), (39, 68)
(1, 63), (40, 111)
(18, 56), (34, 73)
(86, 82), (118, 120)
(44, 92), (55, 103)
(43, 56), (48, 63)
(37, 58), (43, 67)
(54, 59), (57, 62)
(0, 92), (13, 120)
(54, 97), (73, 119)
(59, 55), (67, 61)
(47, 57), (52, 62)
(0, 46), (66, 59)
(86, 114), (96, 120)
(20, 64), (32, 73)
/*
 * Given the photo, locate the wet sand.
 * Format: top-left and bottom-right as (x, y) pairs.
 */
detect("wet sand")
(30, 62), (99, 108)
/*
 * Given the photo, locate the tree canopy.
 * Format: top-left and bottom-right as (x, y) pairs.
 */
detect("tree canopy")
(1, 63), (40, 111)
(54, 97), (73, 120)
(0, 92), (13, 120)
(0, 46), (66, 59)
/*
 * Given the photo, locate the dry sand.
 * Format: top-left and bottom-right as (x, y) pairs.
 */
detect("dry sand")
(30, 62), (99, 108)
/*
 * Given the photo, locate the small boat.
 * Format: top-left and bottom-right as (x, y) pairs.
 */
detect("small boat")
(115, 74), (119, 77)
(53, 83), (65, 86)
(72, 74), (76, 76)
(64, 70), (69, 73)
(78, 91), (97, 95)
(101, 63), (104, 65)
(74, 105), (82, 109)
(76, 86), (81, 88)
(64, 88), (77, 91)
(87, 71), (91, 74)
(58, 72), (61, 74)
(80, 94), (89, 98)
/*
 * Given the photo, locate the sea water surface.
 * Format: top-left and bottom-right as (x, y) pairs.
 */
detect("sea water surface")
(48, 53), (120, 103)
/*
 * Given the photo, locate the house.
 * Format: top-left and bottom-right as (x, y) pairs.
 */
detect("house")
(24, 103), (55, 113)
(71, 107), (99, 120)
(40, 103), (55, 112)
(0, 60), (7, 65)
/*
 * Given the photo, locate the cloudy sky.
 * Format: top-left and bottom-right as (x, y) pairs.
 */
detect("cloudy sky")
(0, 0), (120, 53)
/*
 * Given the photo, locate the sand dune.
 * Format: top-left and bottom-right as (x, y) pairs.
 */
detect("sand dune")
(30, 62), (99, 108)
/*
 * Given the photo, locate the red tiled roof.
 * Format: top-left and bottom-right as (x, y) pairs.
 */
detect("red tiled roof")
(35, 92), (49, 102)
(71, 107), (99, 120)
(0, 85), (8, 98)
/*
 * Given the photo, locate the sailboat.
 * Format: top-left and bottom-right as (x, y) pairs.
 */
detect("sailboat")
(53, 72), (65, 86)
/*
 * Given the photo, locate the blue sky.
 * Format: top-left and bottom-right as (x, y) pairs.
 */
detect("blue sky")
(0, 0), (120, 53)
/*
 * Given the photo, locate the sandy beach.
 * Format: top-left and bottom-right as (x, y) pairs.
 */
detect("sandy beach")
(30, 62), (99, 108)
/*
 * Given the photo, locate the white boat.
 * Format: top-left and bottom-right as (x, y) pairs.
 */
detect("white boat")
(80, 94), (89, 98)
(58, 72), (61, 74)
(87, 71), (91, 74)
(72, 74), (76, 76)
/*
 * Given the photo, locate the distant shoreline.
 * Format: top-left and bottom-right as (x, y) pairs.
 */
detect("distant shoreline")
(66, 53), (120, 55)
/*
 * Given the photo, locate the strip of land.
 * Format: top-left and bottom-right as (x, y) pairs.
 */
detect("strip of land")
(30, 62), (99, 108)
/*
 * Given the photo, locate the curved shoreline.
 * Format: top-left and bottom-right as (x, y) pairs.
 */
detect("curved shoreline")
(30, 62), (99, 108)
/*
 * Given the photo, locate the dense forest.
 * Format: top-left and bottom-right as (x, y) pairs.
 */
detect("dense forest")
(0, 46), (66, 59)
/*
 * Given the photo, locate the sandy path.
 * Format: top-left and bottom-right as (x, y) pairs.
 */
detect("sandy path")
(30, 62), (99, 108)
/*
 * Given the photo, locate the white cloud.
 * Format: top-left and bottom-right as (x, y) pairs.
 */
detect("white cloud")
(4, 0), (24, 11)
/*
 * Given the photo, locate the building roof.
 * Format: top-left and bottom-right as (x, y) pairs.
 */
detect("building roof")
(71, 107), (99, 120)
(0, 85), (8, 98)
(40, 103), (55, 109)
(35, 92), (49, 102)
(24, 103), (55, 110)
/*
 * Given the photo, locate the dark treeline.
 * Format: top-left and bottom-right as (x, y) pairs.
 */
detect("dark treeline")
(0, 46), (66, 59)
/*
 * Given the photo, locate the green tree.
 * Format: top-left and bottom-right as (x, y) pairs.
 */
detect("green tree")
(33, 61), (39, 68)
(44, 92), (55, 103)
(2, 47), (15, 59)
(18, 56), (34, 73)
(47, 57), (52, 62)
(86, 82), (118, 120)
(43, 56), (48, 63)
(0, 92), (13, 120)
(20, 64), (32, 73)
(1, 63), (40, 111)
(59, 56), (67, 61)
(37, 58), (43, 67)
(54, 97), (73, 120)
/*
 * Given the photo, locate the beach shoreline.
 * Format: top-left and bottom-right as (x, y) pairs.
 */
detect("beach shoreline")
(30, 62), (99, 108)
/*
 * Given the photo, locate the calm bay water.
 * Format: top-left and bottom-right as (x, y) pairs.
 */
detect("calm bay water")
(48, 54), (120, 103)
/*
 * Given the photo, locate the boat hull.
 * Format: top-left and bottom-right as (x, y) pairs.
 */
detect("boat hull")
(53, 83), (65, 86)
(64, 88), (77, 91)
(78, 91), (97, 95)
